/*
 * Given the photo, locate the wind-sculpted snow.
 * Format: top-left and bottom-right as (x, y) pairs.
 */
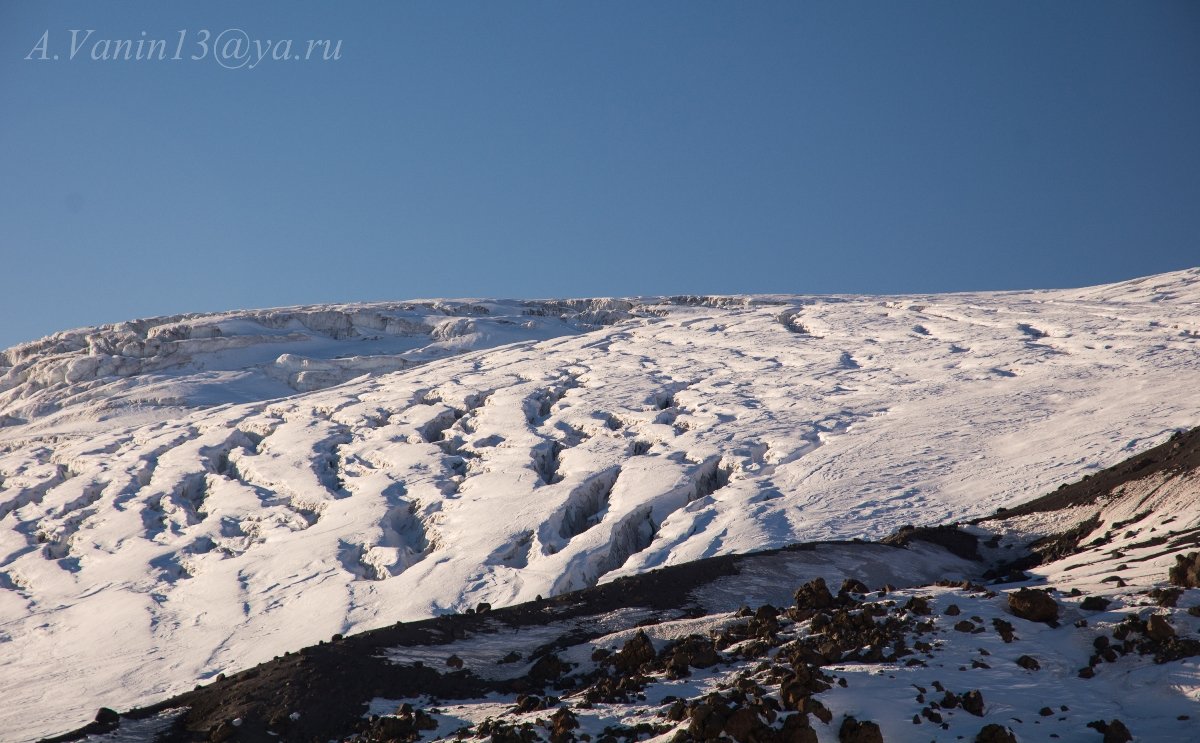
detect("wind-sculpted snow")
(2, 269), (1200, 740)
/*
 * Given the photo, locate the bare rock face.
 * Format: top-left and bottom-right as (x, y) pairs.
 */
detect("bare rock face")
(1008, 588), (1059, 623)
(1169, 552), (1200, 588)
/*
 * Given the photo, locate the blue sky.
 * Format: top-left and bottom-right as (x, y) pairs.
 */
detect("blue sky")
(1, 1), (1197, 349)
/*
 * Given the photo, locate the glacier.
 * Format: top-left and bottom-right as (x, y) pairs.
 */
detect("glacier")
(2, 269), (1199, 740)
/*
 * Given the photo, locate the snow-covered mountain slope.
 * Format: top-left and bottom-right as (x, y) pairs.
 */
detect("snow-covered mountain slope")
(3, 269), (1200, 740)
(55, 424), (1200, 743)
(0, 300), (636, 433)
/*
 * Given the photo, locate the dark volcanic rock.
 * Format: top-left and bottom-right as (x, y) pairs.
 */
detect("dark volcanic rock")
(794, 578), (834, 612)
(723, 707), (762, 743)
(903, 595), (932, 616)
(838, 716), (883, 743)
(1147, 614), (1176, 642)
(1087, 718), (1133, 743)
(805, 698), (833, 725)
(613, 631), (656, 674)
(665, 635), (721, 675)
(687, 697), (727, 739)
(1080, 596), (1112, 611)
(1008, 588), (1058, 623)
(974, 723), (1017, 743)
(528, 653), (567, 682)
(779, 713), (818, 743)
(840, 578), (870, 595)
(992, 618), (1016, 642)
(783, 663), (834, 704)
(365, 707), (438, 742)
(1169, 552), (1200, 588)
(961, 690), (985, 716)
(1016, 654), (1040, 670)
(1149, 587), (1182, 607)
(208, 721), (235, 742)
(548, 707), (578, 743)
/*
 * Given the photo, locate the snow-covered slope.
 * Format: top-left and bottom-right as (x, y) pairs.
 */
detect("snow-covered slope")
(3, 269), (1200, 740)
(53, 424), (1200, 743)
(0, 299), (636, 433)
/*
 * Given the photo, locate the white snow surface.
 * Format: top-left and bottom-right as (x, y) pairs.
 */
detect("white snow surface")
(3, 269), (1200, 740)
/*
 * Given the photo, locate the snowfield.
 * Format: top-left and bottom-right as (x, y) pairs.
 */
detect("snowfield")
(2, 269), (1199, 740)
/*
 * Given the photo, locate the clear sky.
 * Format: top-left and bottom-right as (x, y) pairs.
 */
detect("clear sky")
(1, 1), (1197, 350)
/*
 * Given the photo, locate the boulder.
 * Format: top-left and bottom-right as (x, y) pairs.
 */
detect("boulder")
(1016, 654), (1040, 670)
(668, 635), (721, 670)
(795, 578), (834, 611)
(529, 653), (566, 682)
(974, 724), (1016, 743)
(838, 716), (883, 743)
(961, 690), (985, 716)
(1169, 552), (1200, 588)
(992, 618), (1016, 642)
(723, 707), (763, 743)
(1146, 614), (1176, 642)
(779, 713), (818, 743)
(839, 578), (870, 595)
(208, 721), (236, 743)
(1008, 588), (1058, 623)
(1080, 596), (1111, 611)
(1087, 719), (1133, 743)
(612, 631), (656, 674)
(549, 707), (578, 743)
